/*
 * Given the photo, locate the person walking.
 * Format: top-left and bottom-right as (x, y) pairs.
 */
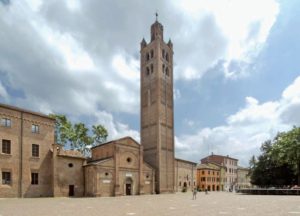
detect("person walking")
(192, 188), (197, 200)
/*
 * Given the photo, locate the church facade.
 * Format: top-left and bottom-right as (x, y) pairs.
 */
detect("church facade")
(0, 20), (196, 198)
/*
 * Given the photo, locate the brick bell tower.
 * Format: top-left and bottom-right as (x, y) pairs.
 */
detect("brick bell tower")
(140, 16), (175, 193)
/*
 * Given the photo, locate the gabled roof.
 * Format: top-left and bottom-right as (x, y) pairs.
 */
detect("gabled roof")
(84, 157), (113, 166)
(91, 136), (140, 150)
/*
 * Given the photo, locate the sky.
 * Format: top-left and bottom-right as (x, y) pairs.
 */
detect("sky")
(0, 0), (300, 166)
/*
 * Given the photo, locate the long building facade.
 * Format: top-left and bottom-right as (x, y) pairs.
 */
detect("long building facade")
(0, 103), (55, 197)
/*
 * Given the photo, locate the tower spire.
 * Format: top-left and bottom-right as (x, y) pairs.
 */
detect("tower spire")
(155, 11), (158, 21)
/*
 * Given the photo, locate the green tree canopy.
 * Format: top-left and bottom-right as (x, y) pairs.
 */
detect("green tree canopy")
(50, 114), (108, 156)
(271, 127), (300, 185)
(249, 127), (300, 187)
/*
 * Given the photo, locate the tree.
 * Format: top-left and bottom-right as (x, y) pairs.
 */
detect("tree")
(272, 127), (300, 185)
(92, 125), (108, 146)
(49, 114), (108, 156)
(249, 140), (296, 187)
(69, 123), (93, 155)
(49, 114), (73, 146)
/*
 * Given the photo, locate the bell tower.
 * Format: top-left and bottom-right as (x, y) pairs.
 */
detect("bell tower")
(140, 17), (175, 193)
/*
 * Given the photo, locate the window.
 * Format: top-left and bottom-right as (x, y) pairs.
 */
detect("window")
(208, 171), (210, 175)
(31, 173), (39, 185)
(165, 67), (169, 76)
(146, 53), (150, 61)
(150, 50), (154, 58)
(31, 124), (39, 133)
(2, 139), (11, 154)
(68, 163), (73, 168)
(166, 53), (169, 61)
(179, 181), (181, 186)
(2, 172), (11, 185)
(146, 67), (150, 76)
(150, 64), (153, 73)
(126, 157), (132, 163)
(202, 171), (204, 175)
(32, 144), (39, 157)
(1, 118), (11, 127)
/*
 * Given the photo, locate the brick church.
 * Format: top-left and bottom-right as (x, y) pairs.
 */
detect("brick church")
(0, 19), (196, 198)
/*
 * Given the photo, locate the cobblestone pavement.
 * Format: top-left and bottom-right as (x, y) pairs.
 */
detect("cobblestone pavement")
(1, 192), (300, 216)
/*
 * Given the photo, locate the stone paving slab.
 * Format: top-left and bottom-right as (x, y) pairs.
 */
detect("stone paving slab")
(0, 192), (300, 216)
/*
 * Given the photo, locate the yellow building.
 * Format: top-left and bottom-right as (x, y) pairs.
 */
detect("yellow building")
(197, 163), (222, 191)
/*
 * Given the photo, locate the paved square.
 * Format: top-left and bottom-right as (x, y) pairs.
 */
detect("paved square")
(0, 192), (300, 216)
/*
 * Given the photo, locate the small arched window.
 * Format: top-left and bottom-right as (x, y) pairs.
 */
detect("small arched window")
(150, 64), (153, 73)
(150, 50), (154, 58)
(146, 67), (150, 76)
(162, 49), (165, 58)
(146, 53), (150, 61)
(166, 67), (169, 76)
(166, 53), (169, 62)
(162, 64), (165, 74)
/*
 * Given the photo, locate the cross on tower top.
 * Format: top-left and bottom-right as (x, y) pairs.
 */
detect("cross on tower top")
(155, 11), (158, 21)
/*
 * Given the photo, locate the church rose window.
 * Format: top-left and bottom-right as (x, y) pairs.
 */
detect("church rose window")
(68, 163), (73, 168)
(126, 157), (132, 163)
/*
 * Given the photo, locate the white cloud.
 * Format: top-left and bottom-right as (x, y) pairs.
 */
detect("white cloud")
(176, 76), (300, 166)
(112, 54), (139, 82)
(32, 21), (96, 71)
(0, 81), (8, 100)
(172, 0), (279, 80)
(94, 111), (140, 142)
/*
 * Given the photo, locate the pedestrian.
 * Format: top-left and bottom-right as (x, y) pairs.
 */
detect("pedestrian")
(205, 188), (208, 194)
(192, 188), (197, 200)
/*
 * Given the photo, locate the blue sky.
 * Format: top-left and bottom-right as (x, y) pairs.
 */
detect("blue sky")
(0, 0), (299, 166)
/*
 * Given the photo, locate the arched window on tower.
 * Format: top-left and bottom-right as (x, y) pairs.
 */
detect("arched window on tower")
(150, 50), (154, 58)
(146, 53), (150, 61)
(162, 64), (165, 74)
(166, 53), (169, 62)
(150, 64), (153, 73)
(162, 49), (165, 58)
(166, 67), (169, 76)
(146, 67), (150, 76)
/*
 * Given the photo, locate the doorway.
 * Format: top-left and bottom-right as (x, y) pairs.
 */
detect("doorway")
(126, 184), (131, 195)
(125, 177), (133, 195)
(69, 185), (74, 197)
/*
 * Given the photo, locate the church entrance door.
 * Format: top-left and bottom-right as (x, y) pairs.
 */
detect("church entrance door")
(69, 185), (74, 197)
(125, 177), (133, 195)
(126, 184), (131, 195)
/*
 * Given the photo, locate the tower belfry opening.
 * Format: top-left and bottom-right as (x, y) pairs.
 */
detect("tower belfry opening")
(140, 19), (175, 194)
